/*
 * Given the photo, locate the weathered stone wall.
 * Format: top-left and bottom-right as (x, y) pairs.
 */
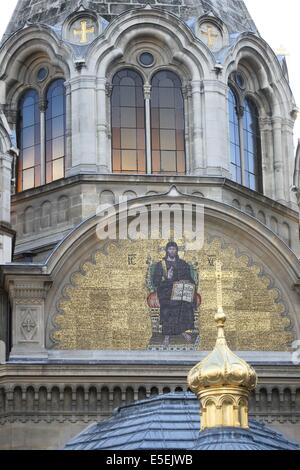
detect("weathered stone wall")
(3, 0), (256, 39)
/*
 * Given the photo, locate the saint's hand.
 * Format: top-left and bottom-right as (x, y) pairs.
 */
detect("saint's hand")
(167, 266), (174, 279)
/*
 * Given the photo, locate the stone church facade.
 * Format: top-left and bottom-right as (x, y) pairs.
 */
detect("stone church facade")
(0, 0), (300, 449)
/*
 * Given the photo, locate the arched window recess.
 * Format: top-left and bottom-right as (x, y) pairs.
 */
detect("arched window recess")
(111, 68), (186, 176)
(17, 78), (66, 192)
(228, 84), (262, 192)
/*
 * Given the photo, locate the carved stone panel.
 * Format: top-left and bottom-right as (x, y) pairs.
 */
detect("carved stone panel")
(19, 307), (38, 342)
(8, 280), (50, 358)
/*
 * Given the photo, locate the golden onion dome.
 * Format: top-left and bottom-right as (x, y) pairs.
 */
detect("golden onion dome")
(187, 308), (257, 430)
(188, 309), (257, 393)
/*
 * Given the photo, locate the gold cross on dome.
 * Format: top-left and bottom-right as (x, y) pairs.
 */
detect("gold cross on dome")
(201, 24), (219, 48)
(276, 44), (289, 56)
(73, 20), (95, 44)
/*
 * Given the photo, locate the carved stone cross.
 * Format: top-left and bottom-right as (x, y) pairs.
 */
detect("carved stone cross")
(22, 315), (36, 333)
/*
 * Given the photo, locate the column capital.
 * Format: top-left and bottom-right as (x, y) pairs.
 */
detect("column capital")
(105, 82), (113, 97)
(39, 99), (48, 112)
(271, 116), (283, 127)
(182, 84), (192, 99)
(236, 105), (244, 118)
(143, 84), (151, 100)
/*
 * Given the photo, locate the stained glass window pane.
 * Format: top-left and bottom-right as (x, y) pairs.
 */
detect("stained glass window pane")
(17, 89), (41, 192)
(150, 70), (186, 174)
(52, 136), (65, 159)
(243, 98), (262, 192)
(137, 150), (146, 172)
(122, 150), (137, 171)
(121, 107), (136, 128)
(161, 151), (176, 172)
(121, 129), (137, 149)
(113, 150), (121, 172)
(160, 109), (175, 129)
(45, 79), (66, 183)
(23, 168), (35, 191)
(228, 87), (242, 185)
(22, 147), (35, 170)
(111, 69), (146, 173)
(52, 158), (64, 181)
(160, 130), (176, 150)
(52, 116), (65, 139)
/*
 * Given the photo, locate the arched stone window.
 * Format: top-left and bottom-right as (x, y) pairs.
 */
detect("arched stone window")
(228, 87), (241, 184)
(111, 68), (186, 175)
(17, 89), (41, 192)
(151, 70), (185, 174)
(17, 79), (66, 192)
(45, 79), (66, 183)
(227, 85), (262, 192)
(111, 69), (146, 173)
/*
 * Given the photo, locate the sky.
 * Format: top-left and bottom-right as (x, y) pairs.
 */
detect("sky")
(0, 0), (299, 145)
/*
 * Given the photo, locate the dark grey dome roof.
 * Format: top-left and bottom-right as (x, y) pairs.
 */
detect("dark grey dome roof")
(64, 392), (300, 450)
(4, 0), (257, 39)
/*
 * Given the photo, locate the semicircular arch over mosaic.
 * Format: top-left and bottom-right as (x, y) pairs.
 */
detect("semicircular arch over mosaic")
(51, 237), (293, 351)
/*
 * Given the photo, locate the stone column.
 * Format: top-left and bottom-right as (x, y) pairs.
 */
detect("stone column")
(144, 84), (152, 174)
(64, 81), (72, 174)
(259, 117), (275, 199)
(39, 100), (47, 186)
(202, 80), (230, 177)
(0, 151), (14, 264)
(7, 279), (51, 359)
(283, 118), (298, 208)
(67, 76), (98, 176)
(97, 78), (110, 173)
(190, 80), (204, 174)
(182, 84), (191, 175)
(272, 117), (285, 203)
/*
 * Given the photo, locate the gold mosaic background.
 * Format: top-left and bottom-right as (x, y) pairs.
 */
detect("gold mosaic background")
(53, 238), (293, 351)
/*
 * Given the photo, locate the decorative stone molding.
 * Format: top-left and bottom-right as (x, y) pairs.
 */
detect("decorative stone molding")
(8, 281), (50, 302)
(0, 381), (300, 426)
(7, 280), (51, 359)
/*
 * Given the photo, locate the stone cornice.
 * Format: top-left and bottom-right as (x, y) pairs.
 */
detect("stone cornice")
(0, 222), (15, 237)
(5, 279), (52, 301)
(1, 360), (300, 376)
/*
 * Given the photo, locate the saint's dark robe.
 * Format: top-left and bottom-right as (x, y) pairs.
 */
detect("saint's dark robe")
(152, 256), (196, 336)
